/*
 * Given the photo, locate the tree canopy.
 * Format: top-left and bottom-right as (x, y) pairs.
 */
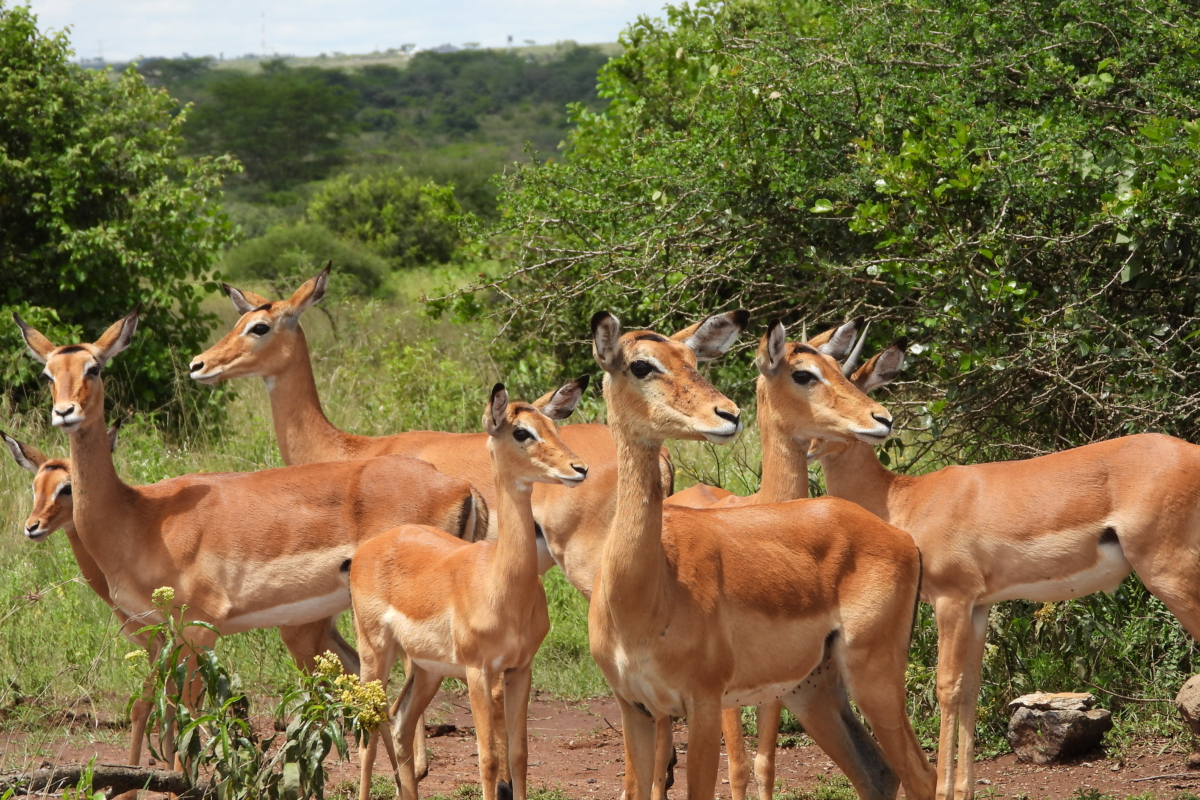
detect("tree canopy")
(0, 3), (238, 420)
(484, 0), (1200, 464)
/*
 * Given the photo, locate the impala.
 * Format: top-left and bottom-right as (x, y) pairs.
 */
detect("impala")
(15, 308), (486, 759)
(352, 379), (589, 800)
(187, 265), (673, 589)
(793, 320), (1200, 800)
(587, 310), (935, 800)
(2, 424), (157, 766)
(663, 318), (874, 800)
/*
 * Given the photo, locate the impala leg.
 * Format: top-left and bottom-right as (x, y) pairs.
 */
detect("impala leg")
(391, 655), (429, 782)
(617, 695), (658, 800)
(492, 672), (512, 800)
(685, 696), (723, 800)
(929, 598), (975, 800)
(753, 702), (781, 800)
(783, 648), (895, 800)
(722, 709), (751, 800)
(467, 666), (502, 800)
(839, 628), (935, 800)
(128, 696), (153, 765)
(356, 623), (395, 800)
(952, 606), (990, 800)
(503, 665), (533, 800)
(652, 714), (673, 800)
(395, 667), (443, 800)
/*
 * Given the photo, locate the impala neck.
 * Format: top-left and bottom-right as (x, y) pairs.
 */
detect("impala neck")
(817, 440), (898, 521)
(603, 420), (666, 614)
(488, 457), (540, 606)
(264, 326), (347, 465)
(68, 409), (131, 540)
(756, 386), (810, 503)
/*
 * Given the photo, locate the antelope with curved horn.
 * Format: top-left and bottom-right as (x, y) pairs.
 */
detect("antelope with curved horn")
(785, 318), (1200, 800)
(663, 316), (882, 800)
(1, 423), (158, 766)
(352, 378), (589, 800)
(588, 310), (935, 800)
(14, 308), (486, 761)
(187, 265), (673, 590)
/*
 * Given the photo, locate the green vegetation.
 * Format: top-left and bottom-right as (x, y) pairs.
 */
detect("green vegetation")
(0, 3), (238, 420)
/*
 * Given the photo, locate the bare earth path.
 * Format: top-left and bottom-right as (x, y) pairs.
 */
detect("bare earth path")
(2, 692), (1196, 798)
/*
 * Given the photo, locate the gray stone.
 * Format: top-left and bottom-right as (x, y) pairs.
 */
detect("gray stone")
(1175, 675), (1200, 736)
(1008, 692), (1096, 713)
(1006, 704), (1113, 765)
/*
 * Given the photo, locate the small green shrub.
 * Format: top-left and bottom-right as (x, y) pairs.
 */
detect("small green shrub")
(221, 224), (388, 297)
(307, 170), (464, 269)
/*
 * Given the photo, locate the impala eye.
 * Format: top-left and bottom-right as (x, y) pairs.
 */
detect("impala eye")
(59, 484), (72, 496)
(792, 371), (817, 386)
(630, 360), (656, 379)
(40, 372), (53, 383)
(249, 323), (271, 336)
(513, 428), (533, 442)
(85, 364), (101, 377)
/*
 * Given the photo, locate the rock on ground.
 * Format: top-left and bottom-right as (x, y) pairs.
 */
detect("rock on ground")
(1007, 692), (1113, 765)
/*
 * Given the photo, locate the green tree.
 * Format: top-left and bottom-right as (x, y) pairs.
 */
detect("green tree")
(307, 170), (464, 269)
(187, 60), (355, 188)
(221, 223), (388, 296)
(0, 4), (239, 418)
(487, 0), (1200, 464)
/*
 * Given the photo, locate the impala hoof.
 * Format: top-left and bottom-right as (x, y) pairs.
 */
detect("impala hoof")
(497, 779), (513, 800)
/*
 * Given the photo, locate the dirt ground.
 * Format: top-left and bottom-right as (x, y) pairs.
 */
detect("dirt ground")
(3, 691), (1199, 799)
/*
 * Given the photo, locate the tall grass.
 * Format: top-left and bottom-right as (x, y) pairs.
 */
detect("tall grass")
(1, 275), (1197, 766)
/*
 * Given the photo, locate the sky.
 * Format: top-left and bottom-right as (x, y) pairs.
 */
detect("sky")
(26, 0), (672, 63)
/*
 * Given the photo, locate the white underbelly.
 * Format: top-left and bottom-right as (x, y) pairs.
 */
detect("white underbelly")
(222, 588), (351, 633)
(982, 541), (1132, 603)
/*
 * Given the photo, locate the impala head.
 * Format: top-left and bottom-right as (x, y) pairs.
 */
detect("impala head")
(591, 310), (745, 444)
(756, 316), (894, 445)
(806, 333), (909, 462)
(14, 309), (139, 433)
(189, 263), (330, 384)
(2, 423), (120, 541)
(484, 379), (590, 487)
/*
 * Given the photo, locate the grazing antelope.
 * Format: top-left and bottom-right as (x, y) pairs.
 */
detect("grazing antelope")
(187, 265), (673, 588)
(14, 308), (485, 759)
(351, 379), (590, 800)
(587, 310), (935, 800)
(791, 319), (1200, 800)
(1, 424), (158, 766)
(663, 318), (878, 800)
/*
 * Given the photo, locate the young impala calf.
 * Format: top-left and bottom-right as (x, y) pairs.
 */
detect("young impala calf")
(15, 309), (485, 763)
(799, 320), (1200, 800)
(2, 425), (158, 766)
(351, 379), (589, 800)
(588, 311), (935, 800)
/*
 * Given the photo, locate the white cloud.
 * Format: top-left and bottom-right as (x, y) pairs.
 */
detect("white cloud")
(26, 0), (673, 62)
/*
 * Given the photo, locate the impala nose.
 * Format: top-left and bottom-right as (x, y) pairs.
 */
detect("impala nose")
(25, 521), (43, 538)
(53, 405), (76, 421)
(715, 408), (740, 427)
(189, 359), (204, 373)
(573, 464), (588, 477)
(872, 413), (893, 430)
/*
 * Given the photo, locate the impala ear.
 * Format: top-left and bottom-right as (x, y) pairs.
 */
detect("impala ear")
(812, 316), (864, 360)
(12, 313), (56, 364)
(591, 311), (623, 372)
(223, 283), (271, 314)
(756, 319), (788, 377)
(93, 306), (140, 365)
(107, 418), (123, 453)
(671, 310), (749, 361)
(851, 337), (908, 393)
(2, 431), (47, 473)
(286, 263), (330, 316)
(535, 375), (589, 420)
(484, 383), (509, 435)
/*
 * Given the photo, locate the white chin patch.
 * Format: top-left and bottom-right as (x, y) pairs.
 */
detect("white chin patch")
(854, 429), (890, 444)
(190, 371), (221, 385)
(25, 530), (49, 542)
(557, 476), (585, 488)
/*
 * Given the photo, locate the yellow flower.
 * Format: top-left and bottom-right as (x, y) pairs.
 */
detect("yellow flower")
(151, 586), (175, 608)
(314, 651), (343, 680)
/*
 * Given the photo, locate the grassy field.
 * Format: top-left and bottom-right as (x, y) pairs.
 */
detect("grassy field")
(2, 267), (1199, 772)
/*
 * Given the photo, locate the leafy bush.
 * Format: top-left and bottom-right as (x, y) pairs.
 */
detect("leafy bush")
(222, 224), (388, 296)
(484, 0), (1200, 464)
(0, 3), (238, 418)
(307, 170), (464, 269)
(187, 60), (356, 189)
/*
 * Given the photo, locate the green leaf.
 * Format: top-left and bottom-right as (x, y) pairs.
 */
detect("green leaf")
(810, 198), (834, 213)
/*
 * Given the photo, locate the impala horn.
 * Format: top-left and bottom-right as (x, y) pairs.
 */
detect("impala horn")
(842, 321), (870, 376)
